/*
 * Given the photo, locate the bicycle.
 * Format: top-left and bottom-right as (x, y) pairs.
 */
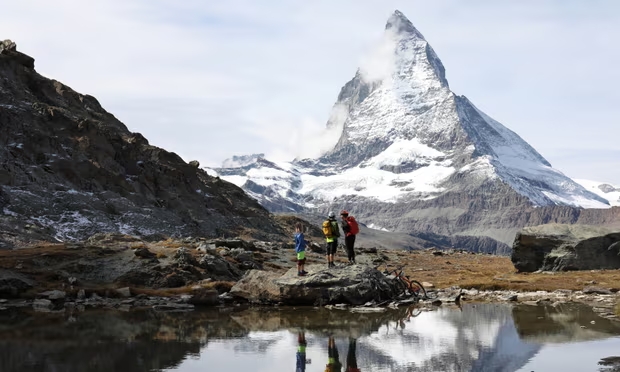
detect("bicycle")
(383, 266), (437, 301)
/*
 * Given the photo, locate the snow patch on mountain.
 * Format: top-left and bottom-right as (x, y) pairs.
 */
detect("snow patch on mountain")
(368, 223), (390, 232)
(221, 154), (264, 168)
(299, 162), (454, 203)
(574, 179), (620, 207)
(364, 138), (445, 168)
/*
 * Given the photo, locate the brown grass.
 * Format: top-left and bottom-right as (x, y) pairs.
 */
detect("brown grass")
(385, 250), (620, 292)
(158, 239), (185, 249)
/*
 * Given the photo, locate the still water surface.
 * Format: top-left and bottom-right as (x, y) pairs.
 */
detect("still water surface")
(1, 303), (620, 371)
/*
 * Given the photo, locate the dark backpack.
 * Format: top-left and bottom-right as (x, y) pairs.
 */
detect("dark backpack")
(346, 216), (359, 235)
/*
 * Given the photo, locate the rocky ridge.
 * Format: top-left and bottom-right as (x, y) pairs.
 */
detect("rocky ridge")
(0, 40), (286, 248)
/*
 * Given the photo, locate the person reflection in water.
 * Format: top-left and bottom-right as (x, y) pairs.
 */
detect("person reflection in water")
(326, 336), (343, 372)
(346, 337), (361, 372)
(296, 332), (307, 372)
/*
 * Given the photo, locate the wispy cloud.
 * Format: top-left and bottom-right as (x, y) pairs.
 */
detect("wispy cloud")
(2, 1), (619, 183)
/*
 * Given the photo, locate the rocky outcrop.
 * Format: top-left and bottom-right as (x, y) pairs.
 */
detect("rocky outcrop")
(0, 40), (286, 246)
(511, 224), (620, 272)
(0, 234), (298, 298)
(230, 264), (401, 305)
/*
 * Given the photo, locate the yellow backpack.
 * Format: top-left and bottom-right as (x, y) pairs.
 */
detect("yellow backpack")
(322, 220), (333, 238)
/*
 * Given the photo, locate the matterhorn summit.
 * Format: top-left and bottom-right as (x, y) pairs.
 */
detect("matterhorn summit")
(212, 10), (610, 253)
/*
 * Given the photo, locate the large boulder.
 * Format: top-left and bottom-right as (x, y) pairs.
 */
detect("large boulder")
(229, 264), (400, 306)
(511, 224), (620, 272)
(0, 269), (36, 297)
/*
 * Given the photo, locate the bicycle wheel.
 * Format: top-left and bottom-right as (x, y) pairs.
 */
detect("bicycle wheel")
(408, 280), (429, 300)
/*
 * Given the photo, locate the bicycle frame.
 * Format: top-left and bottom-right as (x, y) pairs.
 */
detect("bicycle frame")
(383, 266), (433, 300)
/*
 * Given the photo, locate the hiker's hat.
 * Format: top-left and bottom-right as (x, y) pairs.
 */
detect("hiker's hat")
(340, 210), (349, 216)
(328, 211), (335, 218)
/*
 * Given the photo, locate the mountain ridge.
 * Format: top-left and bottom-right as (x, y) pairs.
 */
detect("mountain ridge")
(0, 39), (286, 248)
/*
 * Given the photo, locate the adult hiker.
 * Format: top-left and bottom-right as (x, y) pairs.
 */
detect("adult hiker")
(322, 211), (340, 268)
(340, 210), (359, 264)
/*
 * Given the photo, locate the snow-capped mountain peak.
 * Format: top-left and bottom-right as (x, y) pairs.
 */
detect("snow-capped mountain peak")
(212, 10), (612, 252)
(385, 10), (424, 37)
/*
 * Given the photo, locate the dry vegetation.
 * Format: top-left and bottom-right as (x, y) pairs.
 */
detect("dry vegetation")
(379, 250), (620, 292)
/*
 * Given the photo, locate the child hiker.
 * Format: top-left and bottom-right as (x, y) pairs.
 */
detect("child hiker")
(295, 223), (308, 276)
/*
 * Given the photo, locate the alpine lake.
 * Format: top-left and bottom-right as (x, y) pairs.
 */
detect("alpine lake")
(1, 302), (620, 372)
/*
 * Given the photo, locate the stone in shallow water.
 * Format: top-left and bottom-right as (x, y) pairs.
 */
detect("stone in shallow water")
(42, 290), (66, 300)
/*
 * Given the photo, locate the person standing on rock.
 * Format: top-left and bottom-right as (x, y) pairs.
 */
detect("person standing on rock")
(322, 212), (340, 268)
(295, 223), (308, 276)
(340, 210), (359, 265)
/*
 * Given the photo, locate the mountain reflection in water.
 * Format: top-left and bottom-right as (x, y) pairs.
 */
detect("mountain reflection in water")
(0, 303), (619, 371)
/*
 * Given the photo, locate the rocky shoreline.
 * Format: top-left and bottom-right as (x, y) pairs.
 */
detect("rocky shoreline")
(1, 233), (619, 323)
(1, 285), (618, 325)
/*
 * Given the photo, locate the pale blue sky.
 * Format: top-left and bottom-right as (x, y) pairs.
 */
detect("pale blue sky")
(2, 1), (619, 184)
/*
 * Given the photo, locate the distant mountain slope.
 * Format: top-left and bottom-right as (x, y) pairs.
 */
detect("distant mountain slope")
(0, 40), (284, 248)
(211, 11), (618, 253)
(574, 179), (620, 207)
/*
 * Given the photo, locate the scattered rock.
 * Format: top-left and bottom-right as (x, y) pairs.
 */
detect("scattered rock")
(115, 287), (132, 298)
(512, 224), (620, 272)
(196, 243), (216, 253)
(188, 289), (219, 306)
(0, 269), (36, 297)
(32, 298), (53, 311)
(134, 248), (156, 259)
(174, 247), (198, 266)
(198, 254), (243, 281)
(0, 39), (17, 53)
(39, 290), (66, 300)
(583, 287), (613, 295)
